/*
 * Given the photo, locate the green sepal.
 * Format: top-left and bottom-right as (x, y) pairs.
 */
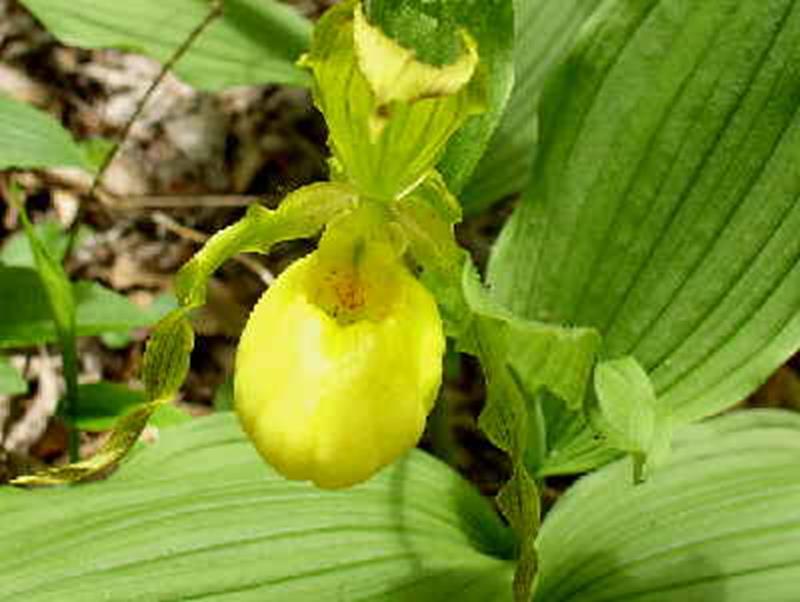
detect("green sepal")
(300, 0), (485, 201)
(392, 170), (463, 279)
(589, 356), (672, 482)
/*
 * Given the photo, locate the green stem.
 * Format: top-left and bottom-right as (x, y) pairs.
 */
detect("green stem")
(61, 334), (80, 462)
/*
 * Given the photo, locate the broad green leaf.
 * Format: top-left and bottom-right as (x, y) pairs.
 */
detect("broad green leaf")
(489, 0), (800, 473)
(0, 267), (169, 348)
(365, 0), (515, 195)
(0, 357), (27, 396)
(3, 414), (515, 601)
(0, 95), (85, 169)
(534, 410), (800, 602)
(19, 0), (311, 90)
(461, 0), (604, 213)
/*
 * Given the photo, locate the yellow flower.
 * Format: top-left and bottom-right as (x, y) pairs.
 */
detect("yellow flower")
(234, 209), (445, 489)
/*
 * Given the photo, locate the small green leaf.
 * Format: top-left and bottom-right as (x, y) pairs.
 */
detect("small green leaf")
(3, 415), (515, 600)
(19, 0), (311, 89)
(0, 95), (86, 169)
(591, 356), (672, 481)
(0, 357), (27, 396)
(393, 170), (463, 278)
(77, 137), (115, 173)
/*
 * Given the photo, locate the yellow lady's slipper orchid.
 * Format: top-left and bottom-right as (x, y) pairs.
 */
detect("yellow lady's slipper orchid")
(234, 207), (445, 489)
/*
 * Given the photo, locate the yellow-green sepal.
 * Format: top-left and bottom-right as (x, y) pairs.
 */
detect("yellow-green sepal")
(300, 0), (485, 201)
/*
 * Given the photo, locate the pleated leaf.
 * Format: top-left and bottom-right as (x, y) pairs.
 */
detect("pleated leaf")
(0, 414), (515, 601)
(534, 410), (800, 602)
(19, 0), (311, 90)
(489, 0), (800, 472)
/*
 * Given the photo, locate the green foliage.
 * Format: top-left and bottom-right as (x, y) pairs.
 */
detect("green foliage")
(1, 218), (91, 269)
(534, 410), (800, 602)
(490, 0), (800, 474)
(461, 0), (604, 212)
(0, 414), (515, 601)
(18, 0), (311, 89)
(0, 95), (86, 170)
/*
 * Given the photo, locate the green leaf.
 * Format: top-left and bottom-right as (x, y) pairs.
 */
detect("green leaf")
(459, 266), (540, 602)
(0, 267), (169, 348)
(0, 95), (86, 169)
(534, 410), (800, 602)
(591, 356), (672, 481)
(489, 0), (800, 473)
(458, 265), (597, 602)
(3, 414), (516, 600)
(19, 0), (311, 90)
(364, 0), (515, 195)
(1, 218), (92, 268)
(0, 357), (27, 396)
(460, 0), (603, 213)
